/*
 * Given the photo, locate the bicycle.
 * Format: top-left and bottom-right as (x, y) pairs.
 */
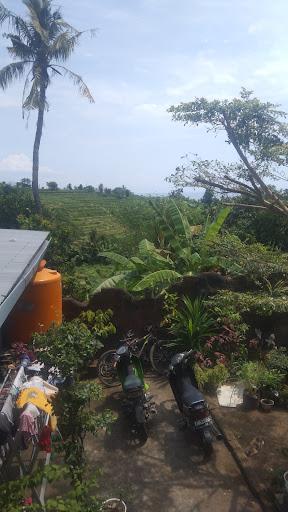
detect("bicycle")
(97, 328), (174, 386)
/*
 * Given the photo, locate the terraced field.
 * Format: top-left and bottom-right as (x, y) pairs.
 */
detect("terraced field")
(41, 191), (155, 240)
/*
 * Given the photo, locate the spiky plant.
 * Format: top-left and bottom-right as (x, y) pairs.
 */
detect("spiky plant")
(0, 0), (95, 211)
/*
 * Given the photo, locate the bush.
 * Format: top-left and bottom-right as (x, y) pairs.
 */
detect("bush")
(0, 182), (36, 228)
(195, 363), (229, 392)
(32, 320), (103, 376)
(266, 347), (288, 374)
(208, 289), (288, 319)
(240, 361), (284, 393)
(211, 234), (288, 283)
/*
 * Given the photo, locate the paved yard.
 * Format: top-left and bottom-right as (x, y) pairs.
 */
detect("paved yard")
(88, 375), (263, 512)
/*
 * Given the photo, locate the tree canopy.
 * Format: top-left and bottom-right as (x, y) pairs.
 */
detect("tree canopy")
(167, 88), (288, 216)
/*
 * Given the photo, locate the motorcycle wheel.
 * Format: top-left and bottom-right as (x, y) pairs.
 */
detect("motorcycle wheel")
(137, 422), (148, 442)
(97, 350), (120, 387)
(149, 340), (174, 376)
(201, 429), (214, 456)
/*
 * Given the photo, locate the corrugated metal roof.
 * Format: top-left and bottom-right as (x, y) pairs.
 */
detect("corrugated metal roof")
(0, 229), (50, 326)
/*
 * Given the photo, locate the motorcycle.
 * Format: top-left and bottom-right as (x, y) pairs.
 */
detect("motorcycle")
(168, 349), (221, 455)
(114, 343), (156, 440)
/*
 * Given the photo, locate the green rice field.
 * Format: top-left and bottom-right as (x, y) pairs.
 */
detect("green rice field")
(41, 191), (155, 240)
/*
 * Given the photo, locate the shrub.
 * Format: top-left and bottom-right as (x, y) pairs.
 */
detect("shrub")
(211, 234), (288, 283)
(32, 320), (103, 376)
(240, 361), (284, 393)
(79, 309), (116, 338)
(0, 183), (36, 228)
(266, 347), (288, 374)
(168, 297), (217, 352)
(208, 289), (288, 318)
(195, 363), (229, 392)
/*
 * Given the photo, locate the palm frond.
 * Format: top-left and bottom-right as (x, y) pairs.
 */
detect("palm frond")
(0, 61), (29, 90)
(5, 34), (35, 60)
(51, 64), (94, 103)
(23, 78), (40, 110)
(0, 3), (32, 43)
(23, 0), (49, 42)
(49, 31), (83, 61)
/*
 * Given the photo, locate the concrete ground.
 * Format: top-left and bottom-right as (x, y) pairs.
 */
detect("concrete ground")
(88, 374), (263, 512)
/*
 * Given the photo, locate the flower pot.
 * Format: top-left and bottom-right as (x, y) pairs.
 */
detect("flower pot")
(260, 398), (274, 412)
(243, 390), (259, 410)
(101, 498), (127, 512)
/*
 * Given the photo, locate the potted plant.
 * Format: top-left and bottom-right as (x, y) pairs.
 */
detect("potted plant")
(240, 362), (263, 410)
(240, 362), (284, 410)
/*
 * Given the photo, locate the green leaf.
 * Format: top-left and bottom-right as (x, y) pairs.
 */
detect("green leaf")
(99, 251), (135, 269)
(166, 199), (191, 241)
(132, 270), (181, 292)
(204, 207), (231, 242)
(94, 273), (127, 292)
(139, 238), (158, 256)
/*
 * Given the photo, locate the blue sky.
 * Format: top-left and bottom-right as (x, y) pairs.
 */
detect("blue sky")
(0, 0), (288, 195)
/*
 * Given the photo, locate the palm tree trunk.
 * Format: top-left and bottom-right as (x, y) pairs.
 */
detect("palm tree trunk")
(32, 79), (46, 213)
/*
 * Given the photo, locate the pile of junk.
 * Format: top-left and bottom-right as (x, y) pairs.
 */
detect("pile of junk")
(0, 346), (64, 506)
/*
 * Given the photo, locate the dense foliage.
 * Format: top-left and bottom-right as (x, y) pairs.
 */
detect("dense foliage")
(168, 88), (288, 216)
(98, 200), (230, 294)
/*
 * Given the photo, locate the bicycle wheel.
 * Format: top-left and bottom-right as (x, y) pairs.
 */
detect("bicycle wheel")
(149, 340), (175, 376)
(97, 350), (119, 387)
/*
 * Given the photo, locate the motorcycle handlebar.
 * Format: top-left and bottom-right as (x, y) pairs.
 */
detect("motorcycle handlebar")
(183, 349), (196, 361)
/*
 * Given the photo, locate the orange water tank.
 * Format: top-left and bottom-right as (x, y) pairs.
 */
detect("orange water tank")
(6, 260), (62, 344)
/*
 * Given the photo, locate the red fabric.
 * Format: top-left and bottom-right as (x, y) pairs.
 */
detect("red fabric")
(38, 425), (52, 453)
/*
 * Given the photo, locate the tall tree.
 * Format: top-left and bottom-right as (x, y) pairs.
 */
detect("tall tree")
(167, 89), (288, 217)
(0, 0), (94, 212)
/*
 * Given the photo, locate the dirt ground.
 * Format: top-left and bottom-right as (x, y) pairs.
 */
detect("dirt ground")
(88, 374), (263, 512)
(208, 396), (288, 510)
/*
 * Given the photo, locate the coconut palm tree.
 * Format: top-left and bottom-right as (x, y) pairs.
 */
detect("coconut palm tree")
(0, 0), (94, 212)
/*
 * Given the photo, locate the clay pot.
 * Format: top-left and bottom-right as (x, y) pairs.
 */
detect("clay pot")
(243, 390), (259, 410)
(260, 398), (274, 412)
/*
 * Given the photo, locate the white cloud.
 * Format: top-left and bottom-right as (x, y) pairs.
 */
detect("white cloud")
(0, 153), (57, 184)
(0, 153), (34, 173)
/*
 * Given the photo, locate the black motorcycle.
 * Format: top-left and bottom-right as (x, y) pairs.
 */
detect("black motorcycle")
(168, 349), (221, 454)
(114, 344), (156, 440)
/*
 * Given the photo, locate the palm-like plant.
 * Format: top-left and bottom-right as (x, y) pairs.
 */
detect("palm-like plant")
(0, 0), (94, 212)
(168, 297), (217, 352)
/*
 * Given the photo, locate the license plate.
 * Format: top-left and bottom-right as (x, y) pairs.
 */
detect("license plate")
(195, 418), (211, 428)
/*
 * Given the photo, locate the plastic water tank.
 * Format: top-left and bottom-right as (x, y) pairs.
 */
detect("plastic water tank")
(6, 260), (62, 344)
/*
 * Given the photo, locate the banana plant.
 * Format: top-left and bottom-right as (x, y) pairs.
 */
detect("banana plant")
(95, 202), (231, 295)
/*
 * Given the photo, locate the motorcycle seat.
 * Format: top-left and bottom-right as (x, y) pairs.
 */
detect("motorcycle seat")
(181, 377), (203, 407)
(123, 373), (143, 392)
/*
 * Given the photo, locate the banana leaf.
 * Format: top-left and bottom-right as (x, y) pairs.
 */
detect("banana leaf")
(132, 269), (181, 292)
